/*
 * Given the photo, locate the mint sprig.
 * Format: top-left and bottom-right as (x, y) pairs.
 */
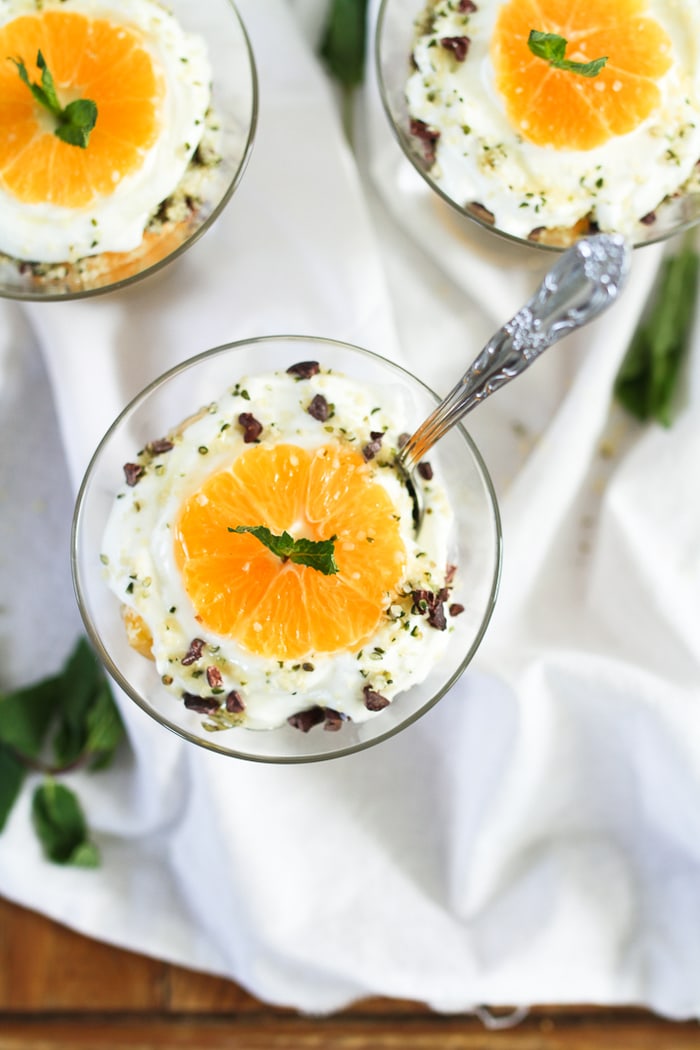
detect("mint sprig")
(614, 231), (699, 427)
(0, 637), (124, 866)
(527, 30), (608, 78)
(229, 525), (339, 575)
(10, 50), (98, 148)
(319, 0), (369, 142)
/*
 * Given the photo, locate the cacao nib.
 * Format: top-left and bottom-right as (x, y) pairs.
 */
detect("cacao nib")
(323, 708), (347, 732)
(206, 666), (223, 688)
(640, 211), (657, 225)
(181, 637), (205, 665)
(459, 0), (477, 11)
(183, 693), (220, 715)
(307, 393), (329, 421)
(238, 412), (263, 443)
(363, 686), (390, 712)
(417, 461), (433, 481)
(147, 437), (174, 455)
(123, 462), (144, 486)
(440, 35), (470, 62)
(409, 118), (440, 167)
(449, 603), (465, 617)
(286, 360), (320, 379)
(363, 430), (384, 461)
(226, 690), (245, 713)
(288, 706), (325, 732)
(398, 432), (410, 448)
(428, 602), (447, 631)
(411, 588), (447, 631)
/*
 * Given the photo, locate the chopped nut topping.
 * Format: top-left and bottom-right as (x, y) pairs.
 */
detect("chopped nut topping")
(226, 690), (245, 713)
(227, 688), (246, 713)
(440, 35), (470, 61)
(181, 637), (205, 665)
(307, 394), (329, 421)
(206, 666), (223, 688)
(183, 693), (220, 714)
(363, 685), (390, 711)
(362, 431), (384, 461)
(288, 706), (325, 732)
(238, 412), (263, 443)
(123, 462), (145, 486)
(147, 437), (174, 455)
(409, 118), (440, 167)
(287, 361), (320, 379)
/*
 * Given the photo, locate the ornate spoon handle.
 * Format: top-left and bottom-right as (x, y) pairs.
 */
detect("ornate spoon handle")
(398, 234), (631, 473)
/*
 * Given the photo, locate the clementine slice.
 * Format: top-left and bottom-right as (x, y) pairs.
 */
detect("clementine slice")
(175, 443), (407, 660)
(491, 0), (673, 150)
(0, 9), (162, 207)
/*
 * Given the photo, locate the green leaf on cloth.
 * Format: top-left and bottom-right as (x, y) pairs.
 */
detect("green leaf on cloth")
(614, 231), (699, 427)
(319, 0), (369, 88)
(32, 780), (100, 867)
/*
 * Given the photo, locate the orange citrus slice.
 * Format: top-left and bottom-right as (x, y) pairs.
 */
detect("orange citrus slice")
(0, 9), (162, 207)
(174, 443), (407, 660)
(491, 0), (673, 150)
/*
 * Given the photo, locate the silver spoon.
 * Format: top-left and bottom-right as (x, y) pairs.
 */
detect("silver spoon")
(397, 233), (632, 528)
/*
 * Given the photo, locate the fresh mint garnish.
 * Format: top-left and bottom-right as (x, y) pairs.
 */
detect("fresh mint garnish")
(10, 50), (98, 148)
(527, 30), (608, 77)
(0, 636), (125, 865)
(229, 525), (339, 575)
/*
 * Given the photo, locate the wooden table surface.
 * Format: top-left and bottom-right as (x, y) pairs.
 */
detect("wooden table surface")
(1, 896), (698, 1049)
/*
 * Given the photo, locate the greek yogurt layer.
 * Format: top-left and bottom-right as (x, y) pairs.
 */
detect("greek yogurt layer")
(0, 0), (211, 262)
(406, 0), (700, 240)
(100, 363), (461, 733)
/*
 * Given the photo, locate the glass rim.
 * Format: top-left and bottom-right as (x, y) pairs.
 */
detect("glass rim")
(71, 334), (503, 763)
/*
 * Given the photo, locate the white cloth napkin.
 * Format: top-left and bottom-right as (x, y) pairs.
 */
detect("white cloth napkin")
(1, 0), (700, 1022)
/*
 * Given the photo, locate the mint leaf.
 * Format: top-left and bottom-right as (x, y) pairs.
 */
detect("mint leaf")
(32, 780), (99, 867)
(0, 746), (27, 833)
(615, 232), (699, 426)
(0, 677), (58, 757)
(528, 30), (608, 77)
(56, 99), (98, 147)
(52, 637), (125, 769)
(9, 50), (98, 148)
(320, 0), (368, 88)
(230, 525), (339, 575)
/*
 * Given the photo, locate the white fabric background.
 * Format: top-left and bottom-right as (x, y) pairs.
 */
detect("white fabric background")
(1, 0), (699, 1022)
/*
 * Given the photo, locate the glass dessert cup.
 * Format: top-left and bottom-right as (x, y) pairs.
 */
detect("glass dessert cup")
(375, 0), (700, 252)
(71, 335), (502, 763)
(0, 0), (257, 301)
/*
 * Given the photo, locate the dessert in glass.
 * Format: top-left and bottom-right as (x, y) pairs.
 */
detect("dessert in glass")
(0, 0), (257, 299)
(376, 0), (700, 249)
(72, 336), (502, 763)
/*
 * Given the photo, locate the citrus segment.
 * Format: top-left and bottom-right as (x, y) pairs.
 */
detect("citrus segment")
(491, 0), (673, 150)
(0, 10), (162, 207)
(174, 443), (407, 660)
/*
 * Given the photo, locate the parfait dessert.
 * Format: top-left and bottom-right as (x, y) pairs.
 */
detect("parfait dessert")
(0, 0), (218, 283)
(100, 360), (463, 733)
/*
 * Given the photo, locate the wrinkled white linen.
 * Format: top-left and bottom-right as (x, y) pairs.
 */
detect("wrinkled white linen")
(0, 0), (699, 1022)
